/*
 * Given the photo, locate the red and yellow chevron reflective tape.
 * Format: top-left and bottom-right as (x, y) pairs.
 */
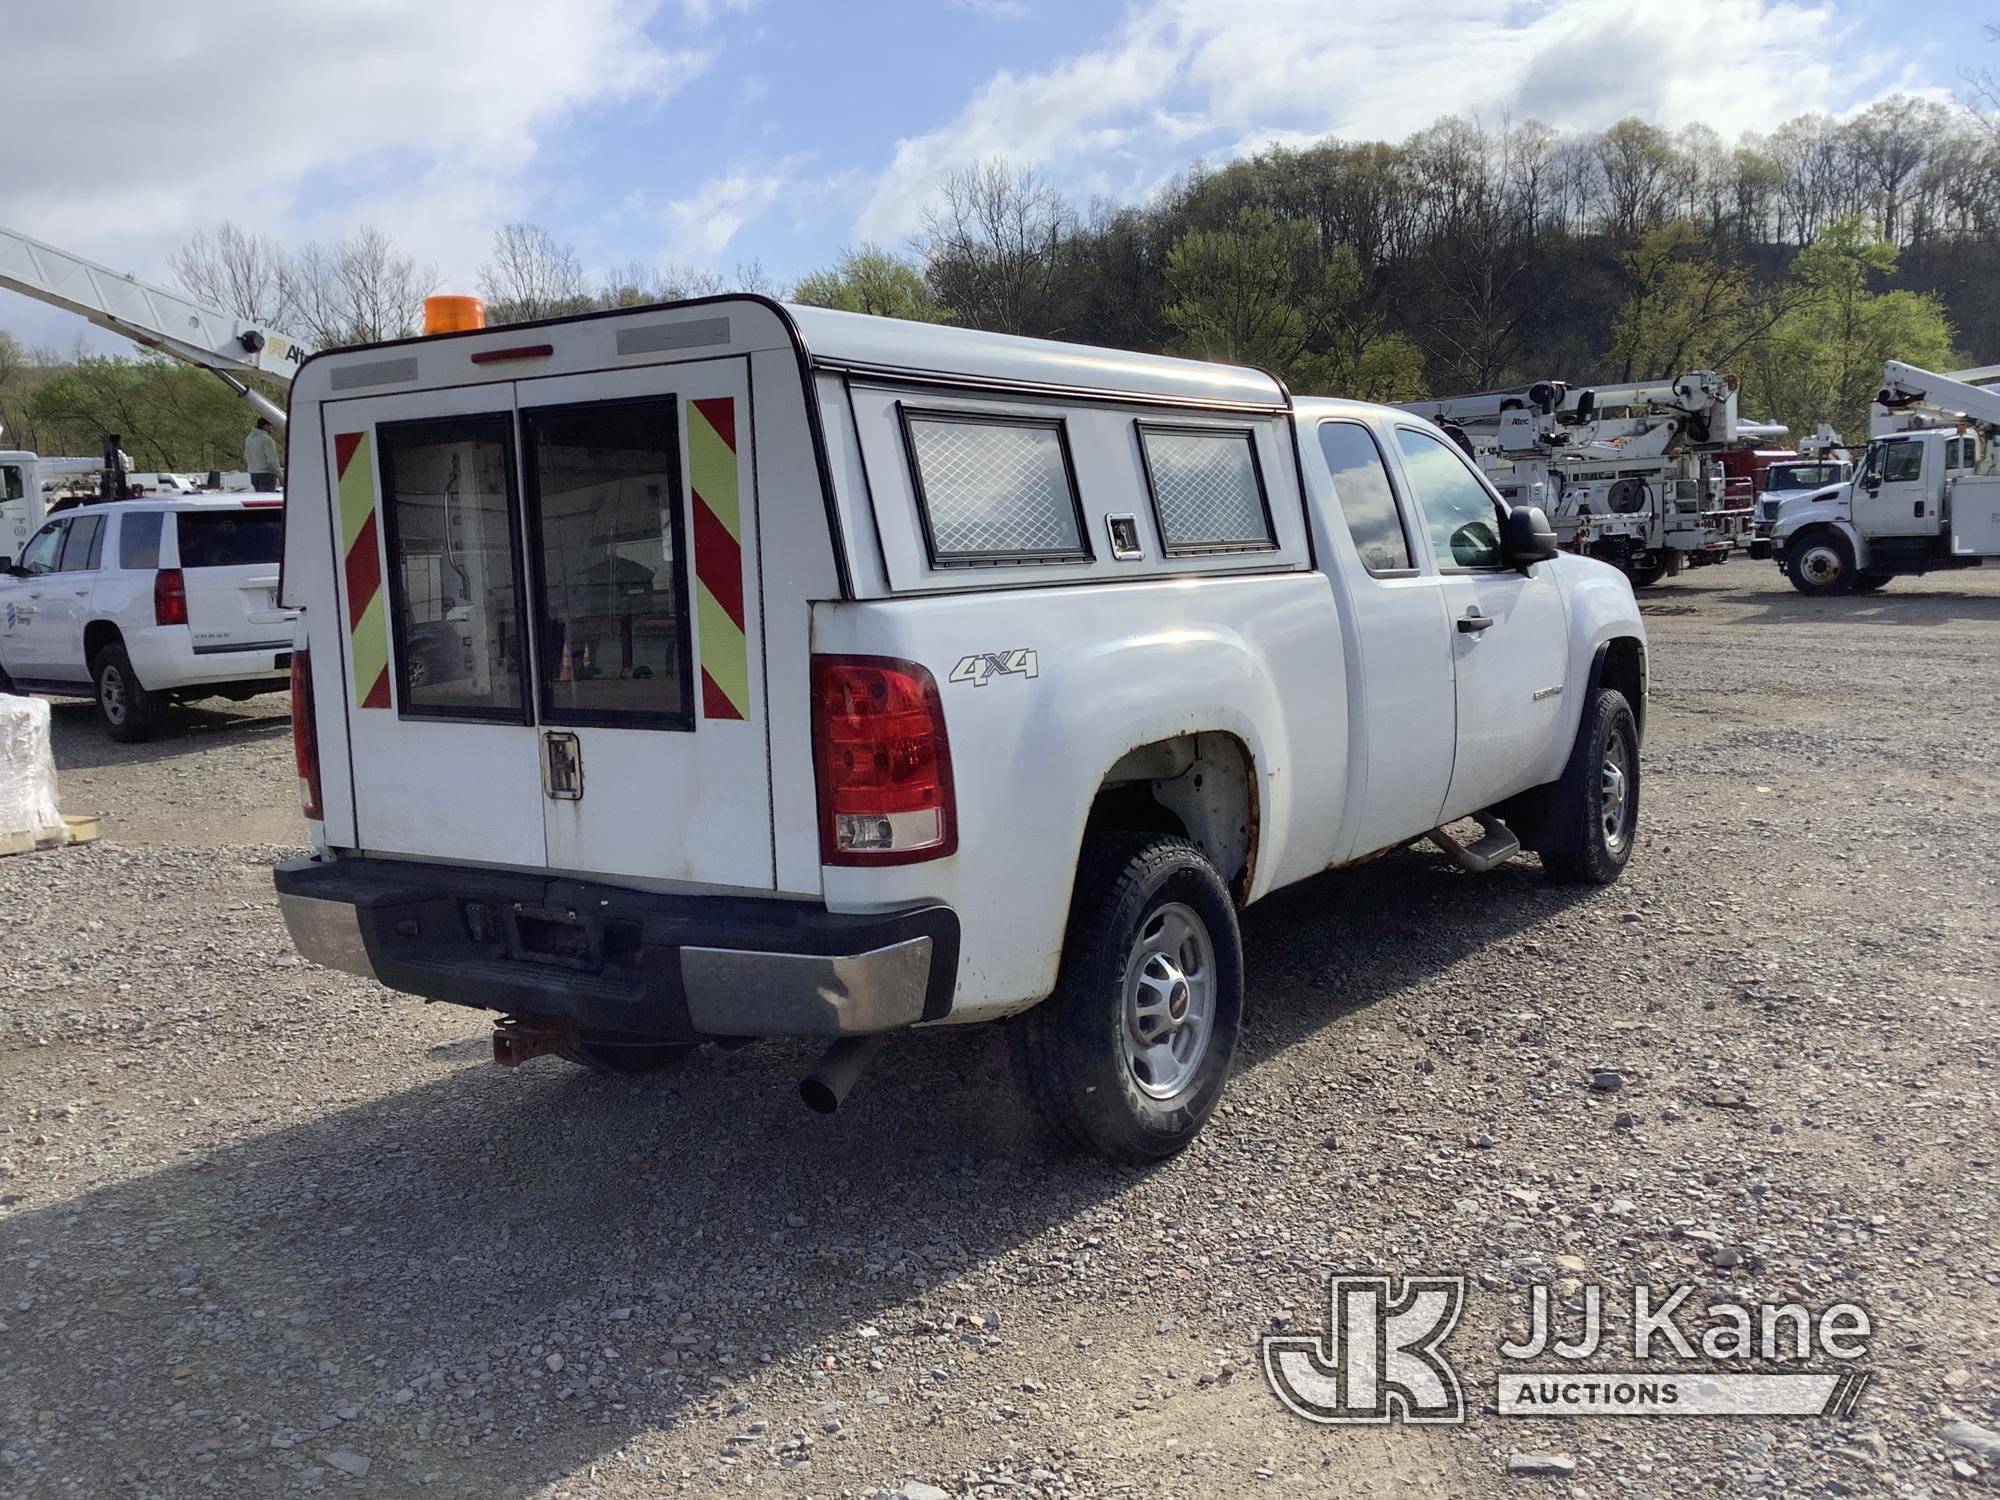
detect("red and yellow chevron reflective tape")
(689, 397), (750, 721)
(333, 432), (392, 710)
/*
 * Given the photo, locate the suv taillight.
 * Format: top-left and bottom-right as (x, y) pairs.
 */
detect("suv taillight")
(811, 655), (956, 865)
(291, 647), (323, 821)
(153, 568), (187, 626)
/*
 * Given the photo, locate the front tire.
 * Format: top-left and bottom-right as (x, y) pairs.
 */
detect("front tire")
(1851, 571), (1892, 593)
(92, 645), (164, 742)
(1539, 689), (1639, 885)
(1013, 832), (1243, 1165)
(1785, 531), (1854, 596)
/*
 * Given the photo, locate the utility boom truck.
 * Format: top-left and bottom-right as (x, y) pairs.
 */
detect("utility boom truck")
(272, 295), (1648, 1164)
(1769, 361), (2000, 594)
(0, 224), (313, 561)
(1400, 373), (1749, 587)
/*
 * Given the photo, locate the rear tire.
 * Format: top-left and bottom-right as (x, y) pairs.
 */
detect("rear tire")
(92, 645), (164, 743)
(1624, 556), (1669, 588)
(1785, 530), (1854, 595)
(1013, 832), (1243, 1165)
(557, 1030), (698, 1075)
(1538, 688), (1639, 886)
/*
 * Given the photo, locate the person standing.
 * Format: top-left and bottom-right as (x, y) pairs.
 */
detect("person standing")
(245, 418), (282, 492)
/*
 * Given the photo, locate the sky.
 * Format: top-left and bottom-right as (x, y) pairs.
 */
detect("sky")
(1, 0), (1990, 355)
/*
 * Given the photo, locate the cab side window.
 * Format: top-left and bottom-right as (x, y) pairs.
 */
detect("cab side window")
(1, 466), (22, 502)
(1394, 427), (1504, 569)
(1318, 420), (1414, 574)
(18, 522), (65, 576)
(1880, 442), (1922, 483)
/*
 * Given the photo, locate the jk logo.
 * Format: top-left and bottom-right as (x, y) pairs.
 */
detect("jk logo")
(1263, 1275), (1466, 1425)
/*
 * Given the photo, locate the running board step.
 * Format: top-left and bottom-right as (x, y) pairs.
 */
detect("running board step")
(1429, 815), (1521, 874)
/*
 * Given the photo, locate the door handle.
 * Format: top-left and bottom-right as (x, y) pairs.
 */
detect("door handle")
(72, 587), (90, 597)
(1458, 610), (1496, 633)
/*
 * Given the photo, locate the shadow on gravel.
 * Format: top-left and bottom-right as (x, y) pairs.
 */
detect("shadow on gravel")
(1711, 588), (2000, 627)
(44, 695), (289, 771)
(0, 845), (1588, 1495)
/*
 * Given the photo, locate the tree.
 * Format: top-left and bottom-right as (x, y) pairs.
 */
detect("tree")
(1608, 220), (1811, 380)
(1740, 217), (1957, 437)
(479, 223), (595, 325)
(792, 246), (951, 321)
(1162, 206), (1423, 398)
(28, 356), (254, 471)
(171, 223), (300, 329)
(917, 160), (1077, 335)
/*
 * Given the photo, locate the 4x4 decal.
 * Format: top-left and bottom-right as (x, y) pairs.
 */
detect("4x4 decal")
(949, 648), (1039, 687)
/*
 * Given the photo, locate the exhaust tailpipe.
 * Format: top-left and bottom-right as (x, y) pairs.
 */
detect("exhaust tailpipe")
(800, 1034), (889, 1115)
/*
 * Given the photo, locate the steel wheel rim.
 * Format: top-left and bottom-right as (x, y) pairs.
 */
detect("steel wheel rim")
(1800, 545), (1843, 585)
(100, 667), (126, 724)
(1601, 735), (1632, 855)
(1120, 901), (1215, 1099)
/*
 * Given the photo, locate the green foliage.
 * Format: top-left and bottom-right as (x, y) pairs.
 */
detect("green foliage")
(1162, 207), (1425, 398)
(793, 246), (952, 322)
(26, 356), (273, 472)
(1610, 222), (1762, 380)
(1739, 217), (1957, 438)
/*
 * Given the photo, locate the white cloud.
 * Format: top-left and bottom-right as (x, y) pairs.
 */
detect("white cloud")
(855, 0), (1890, 241)
(0, 0), (709, 288)
(659, 164), (797, 264)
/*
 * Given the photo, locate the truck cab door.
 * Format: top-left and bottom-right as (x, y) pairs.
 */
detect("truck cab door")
(1307, 418), (1456, 861)
(1391, 427), (1569, 824)
(1853, 437), (1935, 539)
(0, 519), (70, 678)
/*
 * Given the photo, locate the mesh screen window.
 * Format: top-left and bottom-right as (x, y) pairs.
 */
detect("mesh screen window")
(1140, 426), (1273, 553)
(905, 413), (1087, 564)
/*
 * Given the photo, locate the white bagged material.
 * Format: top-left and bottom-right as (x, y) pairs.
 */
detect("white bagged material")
(0, 694), (64, 839)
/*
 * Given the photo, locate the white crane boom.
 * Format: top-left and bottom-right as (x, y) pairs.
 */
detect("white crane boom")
(1873, 360), (2000, 435)
(0, 224), (312, 431)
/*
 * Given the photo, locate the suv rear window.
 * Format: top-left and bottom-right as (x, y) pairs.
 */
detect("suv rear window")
(175, 511), (283, 568)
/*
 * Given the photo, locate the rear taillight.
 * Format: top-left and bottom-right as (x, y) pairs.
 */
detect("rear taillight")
(291, 647), (323, 821)
(811, 655), (956, 865)
(153, 568), (187, 626)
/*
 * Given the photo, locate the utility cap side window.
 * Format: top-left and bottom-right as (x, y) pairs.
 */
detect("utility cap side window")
(1394, 427), (1504, 569)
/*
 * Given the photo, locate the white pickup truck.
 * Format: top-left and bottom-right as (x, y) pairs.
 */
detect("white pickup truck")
(273, 299), (1647, 1162)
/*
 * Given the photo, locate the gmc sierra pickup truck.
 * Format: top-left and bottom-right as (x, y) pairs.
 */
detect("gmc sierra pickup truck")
(273, 297), (1647, 1162)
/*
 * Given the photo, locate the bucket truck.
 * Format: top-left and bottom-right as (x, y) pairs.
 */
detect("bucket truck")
(1400, 372), (1750, 587)
(0, 225), (313, 563)
(1767, 361), (2000, 594)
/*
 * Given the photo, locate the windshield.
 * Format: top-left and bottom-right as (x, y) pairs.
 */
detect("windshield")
(1766, 462), (1845, 491)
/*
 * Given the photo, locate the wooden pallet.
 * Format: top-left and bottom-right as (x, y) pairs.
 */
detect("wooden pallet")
(0, 813), (100, 859)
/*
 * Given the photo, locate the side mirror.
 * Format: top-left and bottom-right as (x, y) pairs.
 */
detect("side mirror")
(1861, 475), (1881, 493)
(1500, 505), (1559, 568)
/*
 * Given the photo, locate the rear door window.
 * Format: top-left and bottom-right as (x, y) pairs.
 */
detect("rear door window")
(58, 514), (104, 571)
(175, 511), (284, 568)
(522, 397), (692, 729)
(378, 415), (530, 722)
(1318, 421), (1414, 573)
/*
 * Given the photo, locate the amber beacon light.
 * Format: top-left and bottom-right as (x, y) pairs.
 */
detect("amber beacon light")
(423, 294), (486, 335)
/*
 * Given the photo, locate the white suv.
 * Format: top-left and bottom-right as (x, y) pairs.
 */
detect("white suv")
(0, 497), (298, 740)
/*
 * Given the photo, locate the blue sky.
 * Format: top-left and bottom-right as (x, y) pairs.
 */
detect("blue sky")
(1, 0), (1990, 355)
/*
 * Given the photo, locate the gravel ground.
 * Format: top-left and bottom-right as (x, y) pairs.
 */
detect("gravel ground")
(1, 562), (1996, 1499)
